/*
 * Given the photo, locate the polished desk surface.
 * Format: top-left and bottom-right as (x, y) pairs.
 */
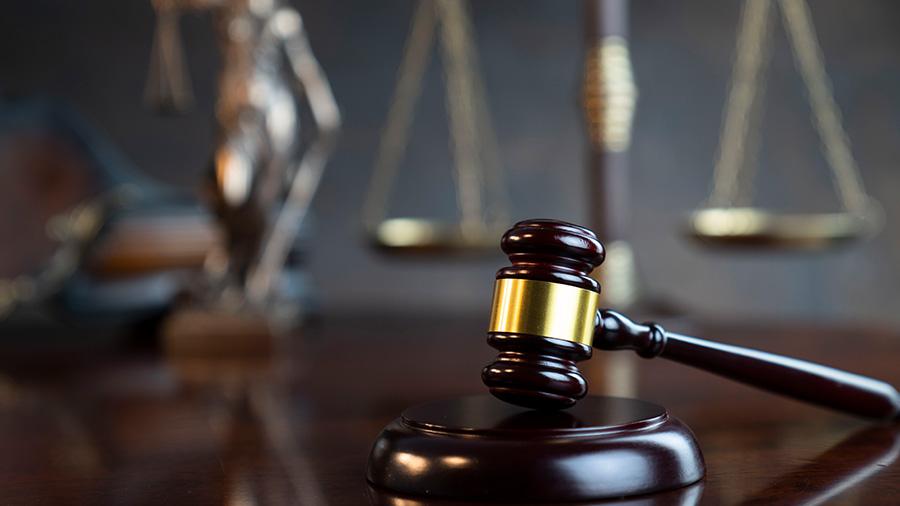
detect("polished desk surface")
(0, 313), (898, 505)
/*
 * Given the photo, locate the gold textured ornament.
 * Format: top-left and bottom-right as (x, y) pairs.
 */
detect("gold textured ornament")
(583, 36), (638, 153)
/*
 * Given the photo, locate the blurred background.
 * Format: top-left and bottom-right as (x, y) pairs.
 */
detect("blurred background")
(2, 2), (900, 505)
(2, 0), (900, 326)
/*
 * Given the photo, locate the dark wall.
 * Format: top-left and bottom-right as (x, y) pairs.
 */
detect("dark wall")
(3, 1), (900, 324)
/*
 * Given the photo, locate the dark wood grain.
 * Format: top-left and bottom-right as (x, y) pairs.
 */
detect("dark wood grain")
(0, 313), (898, 505)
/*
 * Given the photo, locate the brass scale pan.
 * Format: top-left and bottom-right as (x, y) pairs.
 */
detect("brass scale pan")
(686, 207), (875, 251)
(368, 218), (502, 255)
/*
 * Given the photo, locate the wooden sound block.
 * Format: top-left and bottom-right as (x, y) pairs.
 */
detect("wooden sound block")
(367, 395), (704, 503)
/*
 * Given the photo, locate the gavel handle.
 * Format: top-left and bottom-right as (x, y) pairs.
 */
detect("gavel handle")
(595, 310), (900, 421)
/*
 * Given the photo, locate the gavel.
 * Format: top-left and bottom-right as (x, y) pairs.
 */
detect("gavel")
(482, 219), (900, 420)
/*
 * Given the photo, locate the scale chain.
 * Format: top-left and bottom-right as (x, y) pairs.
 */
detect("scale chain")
(362, 1), (508, 237)
(709, 0), (875, 217)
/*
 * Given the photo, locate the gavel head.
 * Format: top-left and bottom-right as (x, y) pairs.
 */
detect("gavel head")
(482, 219), (605, 410)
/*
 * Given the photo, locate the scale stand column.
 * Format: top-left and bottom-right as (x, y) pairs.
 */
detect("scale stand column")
(582, 0), (640, 397)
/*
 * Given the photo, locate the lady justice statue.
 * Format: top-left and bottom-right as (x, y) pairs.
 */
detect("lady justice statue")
(146, 0), (340, 347)
(146, 0), (340, 326)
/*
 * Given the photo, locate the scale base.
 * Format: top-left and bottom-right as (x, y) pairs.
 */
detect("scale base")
(161, 307), (277, 358)
(367, 395), (704, 503)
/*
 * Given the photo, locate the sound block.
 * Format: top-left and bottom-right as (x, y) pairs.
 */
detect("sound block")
(367, 395), (704, 503)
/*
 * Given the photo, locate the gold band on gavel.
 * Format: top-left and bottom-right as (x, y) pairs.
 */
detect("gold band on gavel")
(488, 278), (600, 346)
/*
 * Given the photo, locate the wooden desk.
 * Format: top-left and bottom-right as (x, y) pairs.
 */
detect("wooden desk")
(0, 314), (898, 505)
